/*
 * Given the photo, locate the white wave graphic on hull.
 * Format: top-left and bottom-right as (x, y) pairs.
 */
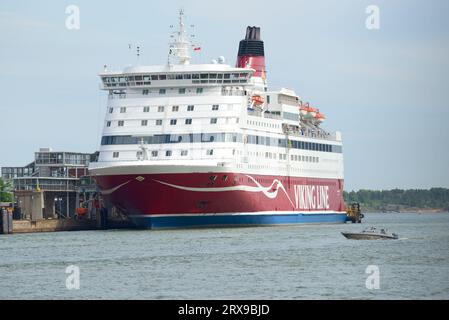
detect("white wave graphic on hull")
(153, 175), (295, 208)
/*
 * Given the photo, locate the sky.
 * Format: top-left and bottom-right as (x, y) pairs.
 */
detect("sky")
(0, 0), (448, 191)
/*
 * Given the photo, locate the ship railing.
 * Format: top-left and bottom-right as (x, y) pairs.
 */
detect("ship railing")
(282, 123), (335, 140)
(108, 94), (127, 100)
(221, 89), (245, 96)
(284, 128), (335, 140)
(247, 109), (282, 120)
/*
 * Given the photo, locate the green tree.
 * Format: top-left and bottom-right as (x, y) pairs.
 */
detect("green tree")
(0, 178), (13, 202)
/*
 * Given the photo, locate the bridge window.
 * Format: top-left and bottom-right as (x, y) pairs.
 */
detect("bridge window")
(185, 118), (192, 125)
(156, 119), (162, 125)
(187, 105), (194, 111)
(113, 152), (119, 158)
(118, 120), (124, 127)
(141, 120), (148, 126)
(143, 106), (150, 112)
(210, 118), (217, 124)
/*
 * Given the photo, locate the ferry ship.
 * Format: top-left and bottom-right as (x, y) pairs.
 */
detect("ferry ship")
(89, 11), (347, 229)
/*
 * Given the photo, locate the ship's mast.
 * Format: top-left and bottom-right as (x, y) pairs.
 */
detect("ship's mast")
(168, 9), (191, 65)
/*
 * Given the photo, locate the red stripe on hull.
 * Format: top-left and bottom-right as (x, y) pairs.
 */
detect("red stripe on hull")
(93, 172), (346, 216)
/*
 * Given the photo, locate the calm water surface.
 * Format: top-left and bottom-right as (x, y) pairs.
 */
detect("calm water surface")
(1, 212), (448, 299)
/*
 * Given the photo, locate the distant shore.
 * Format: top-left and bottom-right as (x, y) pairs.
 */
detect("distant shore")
(344, 188), (449, 214)
(362, 208), (448, 214)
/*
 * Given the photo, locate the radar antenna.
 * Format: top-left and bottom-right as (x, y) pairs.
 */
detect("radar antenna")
(168, 9), (194, 65)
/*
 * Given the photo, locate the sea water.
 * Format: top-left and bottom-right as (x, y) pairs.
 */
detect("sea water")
(0, 212), (448, 299)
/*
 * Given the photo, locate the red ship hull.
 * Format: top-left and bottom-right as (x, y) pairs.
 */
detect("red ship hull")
(93, 171), (347, 228)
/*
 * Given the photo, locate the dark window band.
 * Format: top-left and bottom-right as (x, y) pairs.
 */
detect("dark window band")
(101, 133), (342, 153)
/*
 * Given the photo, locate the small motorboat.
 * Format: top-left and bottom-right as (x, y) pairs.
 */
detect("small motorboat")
(341, 227), (398, 240)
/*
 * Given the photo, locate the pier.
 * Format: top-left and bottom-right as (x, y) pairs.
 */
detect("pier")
(0, 148), (133, 235)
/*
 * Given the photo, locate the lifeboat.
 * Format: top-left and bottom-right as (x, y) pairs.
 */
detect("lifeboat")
(76, 207), (88, 216)
(251, 94), (264, 106)
(299, 102), (318, 119)
(314, 111), (326, 124)
(306, 107), (317, 118)
(299, 102), (309, 116)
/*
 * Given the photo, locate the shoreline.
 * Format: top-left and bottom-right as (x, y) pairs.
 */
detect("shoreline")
(362, 208), (448, 214)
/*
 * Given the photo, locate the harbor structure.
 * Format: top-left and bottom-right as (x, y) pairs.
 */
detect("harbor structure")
(1, 148), (98, 221)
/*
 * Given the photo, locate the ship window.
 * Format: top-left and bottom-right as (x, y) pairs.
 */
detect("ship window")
(141, 120), (148, 126)
(170, 119), (177, 125)
(156, 119), (162, 125)
(172, 105), (179, 112)
(210, 118), (217, 124)
(176, 74), (183, 80)
(159, 74), (166, 80)
(185, 118), (192, 125)
(187, 105), (194, 111)
(159, 89), (166, 95)
(158, 106), (164, 112)
(151, 75), (158, 80)
(196, 88), (203, 94)
(192, 74), (200, 79)
(217, 74), (223, 79)
(209, 175), (217, 181)
(118, 120), (124, 127)
(222, 175), (228, 181)
(106, 121), (111, 127)
(200, 74), (208, 79)
(113, 152), (119, 158)
(207, 149), (214, 156)
(181, 150), (188, 156)
(151, 151), (158, 157)
(183, 74), (192, 79)
(143, 89), (149, 95)
(209, 73), (217, 79)
(212, 105), (219, 111)
(120, 107), (126, 113)
(108, 107), (113, 113)
(143, 106), (150, 112)
(223, 73), (230, 79)
(167, 74), (175, 80)
(178, 88), (186, 94)
(166, 150), (172, 157)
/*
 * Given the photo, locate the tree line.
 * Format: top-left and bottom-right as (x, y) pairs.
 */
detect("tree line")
(343, 188), (449, 211)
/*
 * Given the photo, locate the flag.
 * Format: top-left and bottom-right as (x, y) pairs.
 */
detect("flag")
(193, 47), (201, 51)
